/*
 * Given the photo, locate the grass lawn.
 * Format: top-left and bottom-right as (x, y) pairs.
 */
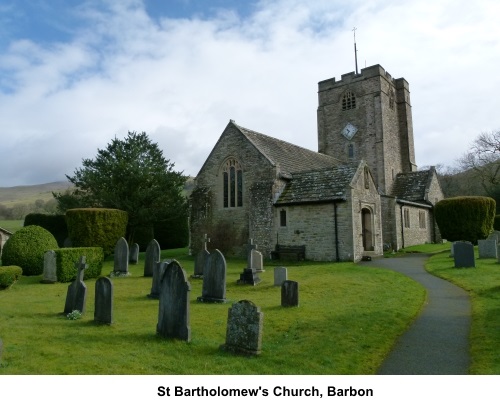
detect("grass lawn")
(426, 249), (500, 374)
(0, 220), (24, 233)
(0, 248), (425, 375)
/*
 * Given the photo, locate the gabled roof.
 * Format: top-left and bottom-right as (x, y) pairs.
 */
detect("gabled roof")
(391, 168), (435, 203)
(234, 123), (341, 176)
(275, 164), (359, 205)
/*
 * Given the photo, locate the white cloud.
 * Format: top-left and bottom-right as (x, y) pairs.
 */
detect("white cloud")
(0, 0), (499, 186)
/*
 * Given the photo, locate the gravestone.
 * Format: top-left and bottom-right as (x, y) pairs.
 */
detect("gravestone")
(281, 280), (299, 307)
(274, 266), (287, 287)
(157, 260), (191, 341)
(487, 231), (500, 243)
(63, 256), (88, 315)
(129, 243), (140, 264)
(478, 239), (497, 259)
(144, 239), (161, 277)
(148, 260), (171, 299)
(193, 234), (210, 278)
(42, 250), (57, 284)
(221, 300), (263, 355)
(454, 241), (475, 268)
(94, 277), (113, 325)
(251, 249), (265, 273)
(113, 237), (129, 276)
(237, 238), (261, 285)
(197, 249), (227, 303)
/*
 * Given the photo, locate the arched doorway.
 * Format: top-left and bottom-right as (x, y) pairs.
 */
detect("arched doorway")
(361, 208), (374, 251)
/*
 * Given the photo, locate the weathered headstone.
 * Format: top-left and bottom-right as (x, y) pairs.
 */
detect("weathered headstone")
(221, 300), (263, 355)
(94, 277), (113, 325)
(251, 249), (265, 272)
(157, 260), (191, 341)
(274, 266), (287, 287)
(454, 241), (475, 268)
(113, 237), (129, 276)
(197, 249), (227, 303)
(148, 260), (171, 299)
(193, 234), (210, 278)
(42, 250), (57, 284)
(478, 239), (497, 259)
(237, 238), (261, 285)
(129, 243), (140, 264)
(63, 256), (88, 314)
(144, 239), (161, 277)
(488, 231), (500, 243)
(281, 280), (299, 307)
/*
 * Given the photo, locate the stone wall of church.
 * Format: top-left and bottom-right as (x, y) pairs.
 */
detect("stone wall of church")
(272, 202), (353, 261)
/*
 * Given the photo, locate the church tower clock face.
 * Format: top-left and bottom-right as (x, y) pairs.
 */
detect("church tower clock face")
(341, 122), (358, 140)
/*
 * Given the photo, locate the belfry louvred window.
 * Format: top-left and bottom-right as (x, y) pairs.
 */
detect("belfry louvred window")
(342, 91), (356, 110)
(223, 159), (243, 208)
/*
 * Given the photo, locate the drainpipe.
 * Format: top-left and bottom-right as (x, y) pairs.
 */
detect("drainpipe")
(400, 203), (405, 249)
(334, 201), (340, 262)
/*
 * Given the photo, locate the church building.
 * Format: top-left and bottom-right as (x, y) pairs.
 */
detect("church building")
(189, 64), (444, 261)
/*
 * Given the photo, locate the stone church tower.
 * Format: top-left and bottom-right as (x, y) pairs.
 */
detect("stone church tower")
(317, 64), (418, 194)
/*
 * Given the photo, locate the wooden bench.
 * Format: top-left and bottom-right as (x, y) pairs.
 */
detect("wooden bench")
(271, 244), (306, 261)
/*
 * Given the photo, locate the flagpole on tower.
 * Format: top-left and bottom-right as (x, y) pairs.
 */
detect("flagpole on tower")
(353, 27), (359, 75)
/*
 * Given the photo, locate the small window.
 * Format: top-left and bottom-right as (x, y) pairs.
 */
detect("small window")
(342, 91), (356, 110)
(389, 88), (395, 110)
(419, 211), (426, 229)
(364, 167), (370, 189)
(348, 144), (354, 159)
(403, 208), (411, 228)
(280, 210), (287, 227)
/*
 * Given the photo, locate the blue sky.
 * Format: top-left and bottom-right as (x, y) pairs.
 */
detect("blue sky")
(1, 0), (499, 186)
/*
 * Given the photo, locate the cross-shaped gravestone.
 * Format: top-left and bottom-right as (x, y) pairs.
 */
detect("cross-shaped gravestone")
(64, 256), (88, 315)
(203, 234), (210, 250)
(246, 238), (258, 268)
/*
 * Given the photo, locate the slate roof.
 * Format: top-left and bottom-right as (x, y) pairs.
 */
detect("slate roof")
(275, 164), (359, 205)
(391, 169), (434, 203)
(235, 123), (342, 176)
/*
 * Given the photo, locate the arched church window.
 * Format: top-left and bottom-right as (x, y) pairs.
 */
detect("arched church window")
(222, 158), (243, 208)
(342, 90), (356, 110)
(348, 144), (354, 159)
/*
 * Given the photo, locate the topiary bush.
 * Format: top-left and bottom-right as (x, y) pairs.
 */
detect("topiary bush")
(1, 226), (58, 276)
(0, 266), (22, 289)
(65, 208), (128, 256)
(24, 213), (68, 247)
(54, 247), (104, 282)
(435, 196), (496, 244)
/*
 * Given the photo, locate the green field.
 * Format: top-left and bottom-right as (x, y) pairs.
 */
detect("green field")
(0, 249), (425, 375)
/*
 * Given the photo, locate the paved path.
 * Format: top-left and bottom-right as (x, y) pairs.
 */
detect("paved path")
(360, 254), (471, 374)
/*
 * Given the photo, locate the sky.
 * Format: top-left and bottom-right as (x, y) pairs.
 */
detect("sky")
(0, 0), (499, 187)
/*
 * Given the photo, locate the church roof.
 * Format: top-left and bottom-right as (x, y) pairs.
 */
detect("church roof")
(234, 123), (341, 176)
(275, 164), (359, 205)
(391, 169), (435, 203)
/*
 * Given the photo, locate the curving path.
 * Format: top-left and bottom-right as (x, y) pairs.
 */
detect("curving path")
(360, 254), (471, 374)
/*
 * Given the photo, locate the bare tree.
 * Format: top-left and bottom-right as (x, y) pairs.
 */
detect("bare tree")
(459, 130), (500, 197)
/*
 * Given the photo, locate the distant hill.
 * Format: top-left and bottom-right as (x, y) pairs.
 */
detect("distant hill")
(0, 181), (73, 207)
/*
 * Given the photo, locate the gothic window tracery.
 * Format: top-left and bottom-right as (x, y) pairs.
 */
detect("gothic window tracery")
(222, 158), (243, 208)
(342, 90), (356, 110)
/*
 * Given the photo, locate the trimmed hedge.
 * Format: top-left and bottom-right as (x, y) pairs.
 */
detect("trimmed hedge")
(65, 208), (128, 256)
(1, 225), (58, 276)
(435, 196), (496, 244)
(0, 266), (22, 289)
(24, 213), (68, 247)
(54, 247), (104, 282)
